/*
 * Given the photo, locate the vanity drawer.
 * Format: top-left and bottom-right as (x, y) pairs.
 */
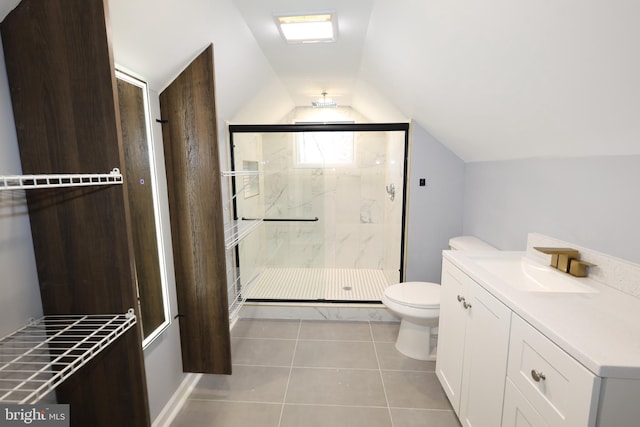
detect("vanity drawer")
(502, 379), (549, 427)
(507, 315), (600, 427)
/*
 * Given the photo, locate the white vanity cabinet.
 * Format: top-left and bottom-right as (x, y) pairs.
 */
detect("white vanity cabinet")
(436, 259), (512, 427)
(440, 249), (640, 427)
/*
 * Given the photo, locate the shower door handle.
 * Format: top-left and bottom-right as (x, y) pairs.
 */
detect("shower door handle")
(241, 217), (319, 222)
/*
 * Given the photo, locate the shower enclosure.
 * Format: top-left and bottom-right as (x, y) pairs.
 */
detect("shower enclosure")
(227, 123), (409, 305)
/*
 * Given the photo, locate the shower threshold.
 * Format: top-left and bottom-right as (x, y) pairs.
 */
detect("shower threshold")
(246, 298), (383, 304)
(242, 267), (396, 302)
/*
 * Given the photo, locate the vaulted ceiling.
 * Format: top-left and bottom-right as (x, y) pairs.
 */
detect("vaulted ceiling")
(2, 0), (639, 162)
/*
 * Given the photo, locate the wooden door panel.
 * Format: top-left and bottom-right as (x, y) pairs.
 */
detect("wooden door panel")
(159, 45), (231, 374)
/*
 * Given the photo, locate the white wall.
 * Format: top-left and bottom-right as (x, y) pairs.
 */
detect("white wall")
(142, 89), (185, 422)
(405, 122), (465, 283)
(0, 37), (43, 338)
(463, 156), (640, 264)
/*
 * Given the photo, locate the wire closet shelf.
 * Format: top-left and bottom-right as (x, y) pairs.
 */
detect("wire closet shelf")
(0, 309), (136, 404)
(222, 169), (264, 250)
(222, 169), (264, 320)
(0, 168), (123, 191)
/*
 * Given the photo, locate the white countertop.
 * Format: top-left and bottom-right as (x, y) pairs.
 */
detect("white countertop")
(443, 250), (640, 379)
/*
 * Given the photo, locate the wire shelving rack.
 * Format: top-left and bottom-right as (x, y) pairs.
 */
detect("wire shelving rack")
(0, 168), (123, 191)
(0, 310), (136, 404)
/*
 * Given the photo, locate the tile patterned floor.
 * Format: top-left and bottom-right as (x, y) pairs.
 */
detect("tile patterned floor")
(244, 268), (395, 301)
(172, 319), (461, 427)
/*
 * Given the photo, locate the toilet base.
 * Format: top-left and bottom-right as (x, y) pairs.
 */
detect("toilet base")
(395, 318), (437, 361)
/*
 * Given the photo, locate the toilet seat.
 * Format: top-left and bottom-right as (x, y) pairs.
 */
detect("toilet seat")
(384, 282), (440, 309)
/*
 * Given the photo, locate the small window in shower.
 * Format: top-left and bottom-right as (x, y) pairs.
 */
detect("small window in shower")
(295, 131), (354, 167)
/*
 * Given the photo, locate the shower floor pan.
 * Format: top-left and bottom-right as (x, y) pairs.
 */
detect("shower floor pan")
(243, 268), (396, 303)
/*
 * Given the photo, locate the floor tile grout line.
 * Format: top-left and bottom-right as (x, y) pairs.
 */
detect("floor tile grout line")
(187, 396), (457, 413)
(277, 319), (301, 427)
(271, 365), (384, 372)
(276, 402), (391, 409)
(295, 338), (376, 343)
(231, 337), (299, 341)
(232, 359), (402, 372)
(369, 321), (396, 427)
(231, 363), (294, 369)
(232, 336), (383, 344)
(380, 366), (437, 373)
(387, 406), (457, 413)
(235, 336), (378, 343)
(188, 397), (284, 405)
(189, 397), (410, 412)
(229, 360), (437, 373)
(188, 396), (394, 410)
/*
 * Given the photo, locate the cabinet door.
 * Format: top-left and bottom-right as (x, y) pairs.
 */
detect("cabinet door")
(502, 379), (549, 427)
(160, 45), (231, 374)
(436, 259), (469, 413)
(459, 280), (512, 427)
(507, 315), (599, 427)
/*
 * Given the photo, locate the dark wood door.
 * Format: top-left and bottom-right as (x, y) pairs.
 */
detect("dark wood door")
(159, 45), (232, 374)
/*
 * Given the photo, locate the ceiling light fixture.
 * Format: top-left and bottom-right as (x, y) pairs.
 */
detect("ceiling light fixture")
(275, 12), (337, 44)
(311, 92), (337, 108)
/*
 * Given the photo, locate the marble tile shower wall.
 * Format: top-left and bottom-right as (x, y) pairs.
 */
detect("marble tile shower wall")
(383, 132), (405, 283)
(235, 133), (267, 289)
(251, 131), (403, 275)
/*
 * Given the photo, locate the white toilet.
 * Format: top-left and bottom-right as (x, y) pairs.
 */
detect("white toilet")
(382, 236), (497, 361)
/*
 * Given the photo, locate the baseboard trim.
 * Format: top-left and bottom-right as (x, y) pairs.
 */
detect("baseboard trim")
(152, 372), (203, 427)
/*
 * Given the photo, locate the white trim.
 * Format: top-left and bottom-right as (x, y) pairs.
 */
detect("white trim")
(151, 373), (202, 427)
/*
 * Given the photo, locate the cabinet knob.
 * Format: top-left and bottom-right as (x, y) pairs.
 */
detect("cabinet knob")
(531, 369), (546, 382)
(457, 295), (465, 302)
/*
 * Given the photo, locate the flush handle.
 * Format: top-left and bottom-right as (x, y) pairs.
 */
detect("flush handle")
(531, 369), (546, 382)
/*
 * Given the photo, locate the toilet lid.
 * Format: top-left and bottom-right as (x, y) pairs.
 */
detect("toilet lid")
(384, 282), (440, 309)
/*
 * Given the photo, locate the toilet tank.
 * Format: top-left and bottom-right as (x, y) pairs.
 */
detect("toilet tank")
(449, 235), (497, 251)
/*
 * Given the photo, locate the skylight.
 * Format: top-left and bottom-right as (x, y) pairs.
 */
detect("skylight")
(276, 13), (337, 44)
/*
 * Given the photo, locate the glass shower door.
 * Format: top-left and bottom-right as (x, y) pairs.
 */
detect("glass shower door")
(229, 124), (408, 303)
(232, 130), (328, 300)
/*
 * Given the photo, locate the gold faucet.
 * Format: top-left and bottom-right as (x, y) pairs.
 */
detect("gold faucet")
(534, 247), (596, 277)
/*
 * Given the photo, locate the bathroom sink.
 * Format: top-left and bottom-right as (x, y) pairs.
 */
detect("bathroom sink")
(469, 255), (598, 294)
